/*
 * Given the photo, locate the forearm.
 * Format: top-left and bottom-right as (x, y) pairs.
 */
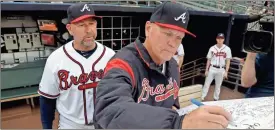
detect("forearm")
(241, 53), (257, 88)
(205, 59), (210, 71)
(96, 100), (184, 129)
(178, 56), (184, 68)
(225, 59), (230, 72)
(39, 96), (56, 129)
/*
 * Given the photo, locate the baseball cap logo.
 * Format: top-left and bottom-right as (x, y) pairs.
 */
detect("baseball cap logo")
(80, 4), (91, 12)
(174, 12), (186, 23)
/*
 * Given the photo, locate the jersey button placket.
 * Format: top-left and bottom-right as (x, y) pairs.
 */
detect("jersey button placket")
(88, 91), (92, 108)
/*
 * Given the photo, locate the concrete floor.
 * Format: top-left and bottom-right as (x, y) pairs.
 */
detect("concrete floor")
(1, 85), (244, 129)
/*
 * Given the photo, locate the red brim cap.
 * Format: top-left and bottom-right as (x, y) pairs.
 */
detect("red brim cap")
(155, 22), (196, 38)
(216, 36), (225, 39)
(71, 15), (102, 23)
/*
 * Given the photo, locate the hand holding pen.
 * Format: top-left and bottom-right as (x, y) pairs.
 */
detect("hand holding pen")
(190, 98), (237, 126)
(181, 99), (233, 129)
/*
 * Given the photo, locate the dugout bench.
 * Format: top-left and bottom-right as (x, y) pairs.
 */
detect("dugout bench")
(178, 84), (203, 108)
(1, 60), (46, 108)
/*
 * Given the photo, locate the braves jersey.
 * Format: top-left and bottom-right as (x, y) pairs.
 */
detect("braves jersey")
(94, 37), (182, 129)
(207, 44), (232, 67)
(38, 40), (115, 125)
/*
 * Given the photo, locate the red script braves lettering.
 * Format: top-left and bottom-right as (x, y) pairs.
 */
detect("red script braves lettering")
(138, 78), (179, 103)
(212, 51), (227, 58)
(58, 69), (104, 90)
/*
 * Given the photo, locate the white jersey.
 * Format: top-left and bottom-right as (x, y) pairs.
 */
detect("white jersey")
(206, 44), (232, 67)
(38, 40), (115, 125)
(173, 44), (184, 64)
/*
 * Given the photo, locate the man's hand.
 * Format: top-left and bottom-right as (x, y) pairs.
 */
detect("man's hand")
(223, 71), (228, 79)
(181, 105), (232, 129)
(172, 106), (177, 110)
(205, 71), (209, 77)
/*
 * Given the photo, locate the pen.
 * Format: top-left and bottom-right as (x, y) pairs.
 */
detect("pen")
(190, 98), (237, 127)
(190, 98), (204, 106)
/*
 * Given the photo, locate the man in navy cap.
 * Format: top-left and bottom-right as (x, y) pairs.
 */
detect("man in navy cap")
(94, 2), (232, 129)
(38, 3), (115, 129)
(201, 33), (232, 101)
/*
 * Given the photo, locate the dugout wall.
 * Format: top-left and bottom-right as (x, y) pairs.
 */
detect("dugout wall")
(1, 2), (251, 65)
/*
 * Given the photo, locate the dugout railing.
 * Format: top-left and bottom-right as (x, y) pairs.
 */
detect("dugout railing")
(180, 57), (244, 93)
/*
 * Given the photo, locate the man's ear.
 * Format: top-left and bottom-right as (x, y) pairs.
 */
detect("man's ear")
(66, 24), (73, 36)
(145, 21), (152, 37)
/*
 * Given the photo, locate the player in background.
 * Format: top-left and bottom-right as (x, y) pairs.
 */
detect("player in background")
(173, 43), (184, 71)
(201, 33), (232, 101)
(38, 3), (115, 129)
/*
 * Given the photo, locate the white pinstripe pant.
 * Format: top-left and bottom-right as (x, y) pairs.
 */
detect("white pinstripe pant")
(201, 66), (225, 100)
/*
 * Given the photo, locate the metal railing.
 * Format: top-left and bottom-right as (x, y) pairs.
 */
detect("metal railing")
(180, 57), (244, 92)
(180, 57), (206, 84)
(5, 1), (274, 15)
(190, 1), (273, 15)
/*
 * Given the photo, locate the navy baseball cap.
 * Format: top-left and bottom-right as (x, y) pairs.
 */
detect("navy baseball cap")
(217, 33), (225, 39)
(67, 3), (102, 24)
(150, 1), (196, 37)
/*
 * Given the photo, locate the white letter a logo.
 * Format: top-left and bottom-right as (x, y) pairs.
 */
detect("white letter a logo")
(174, 13), (186, 23)
(81, 4), (91, 12)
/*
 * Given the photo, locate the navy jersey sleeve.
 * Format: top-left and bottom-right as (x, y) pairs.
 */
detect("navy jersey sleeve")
(93, 59), (184, 129)
(39, 96), (56, 129)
